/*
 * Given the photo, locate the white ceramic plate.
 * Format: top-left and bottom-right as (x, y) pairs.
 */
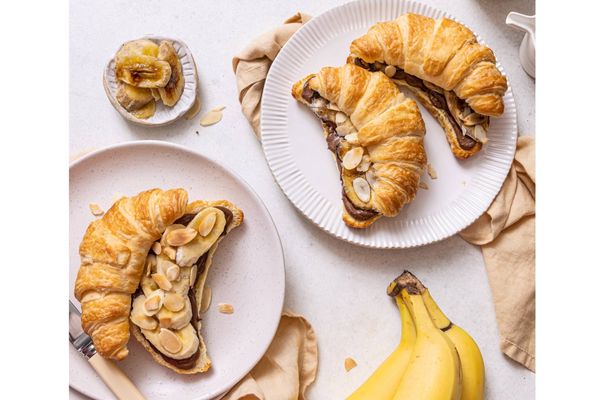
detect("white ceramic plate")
(103, 36), (198, 126)
(69, 141), (285, 400)
(261, 0), (517, 248)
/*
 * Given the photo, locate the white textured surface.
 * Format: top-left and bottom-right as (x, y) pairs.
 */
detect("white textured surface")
(70, 0), (535, 399)
(262, 0), (518, 248)
(69, 142), (285, 400)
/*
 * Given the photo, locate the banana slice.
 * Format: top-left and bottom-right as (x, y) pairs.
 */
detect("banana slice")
(116, 83), (153, 111)
(130, 100), (156, 119)
(131, 295), (159, 331)
(176, 208), (226, 267)
(116, 54), (172, 88)
(156, 296), (193, 330)
(116, 39), (159, 59)
(142, 323), (199, 360)
(157, 41), (185, 107)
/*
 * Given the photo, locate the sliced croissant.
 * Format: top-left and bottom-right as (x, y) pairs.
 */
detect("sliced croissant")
(348, 13), (508, 158)
(292, 64), (427, 228)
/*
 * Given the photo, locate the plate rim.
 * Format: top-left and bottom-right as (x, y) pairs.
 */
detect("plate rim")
(69, 140), (286, 400)
(260, 0), (518, 249)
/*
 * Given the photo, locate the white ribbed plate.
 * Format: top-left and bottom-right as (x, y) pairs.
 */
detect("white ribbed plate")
(103, 36), (198, 127)
(261, 0), (517, 249)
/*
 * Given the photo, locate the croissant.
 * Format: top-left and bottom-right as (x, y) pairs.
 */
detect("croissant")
(74, 188), (244, 375)
(348, 13), (508, 158)
(292, 63), (427, 228)
(74, 188), (188, 360)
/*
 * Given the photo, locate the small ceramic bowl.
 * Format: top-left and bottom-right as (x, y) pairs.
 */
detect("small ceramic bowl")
(103, 35), (199, 127)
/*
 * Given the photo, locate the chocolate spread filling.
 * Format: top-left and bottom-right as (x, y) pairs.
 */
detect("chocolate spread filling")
(140, 206), (234, 369)
(302, 81), (379, 221)
(353, 58), (478, 150)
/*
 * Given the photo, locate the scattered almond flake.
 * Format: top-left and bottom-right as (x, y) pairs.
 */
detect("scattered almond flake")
(217, 303), (234, 314)
(199, 108), (224, 127)
(200, 287), (212, 314)
(427, 164), (438, 179)
(89, 203), (104, 216)
(419, 181), (429, 190)
(344, 357), (357, 372)
(184, 98), (201, 120)
(212, 105), (226, 112)
(152, 242), (162, 255)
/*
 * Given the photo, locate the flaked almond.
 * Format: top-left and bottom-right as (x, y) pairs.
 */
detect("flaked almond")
(145, 254), (157, 277)
(427, 164), (438, 180)
(419, 181), (429, 190)
(189, 265), (198, 288)
(353, 177), (371, 203)
(199, 109), (223, 126)
(212, 105), (226, 112)
(342, 147), (364, 170)
(184, 98), (201, 120)
(131, 313), (158, 331)
(366, 169), (377, 188)
(89, 203), (104, 216)
(345, 133), (359, 145)
(163, 246), (177, 261)
(384, 65), (397, 78)
(200, 287), (212, 314)
(337, 120), (356, 136)
(152, 273), (172, 291)
(335, 112), (348, 125)
(197, 212), (217, 237)
(166, 228), (197, 247)
(356, 155), (371, 172)
(344, 357), (358, 372)
(217, 303), (234, 314)
(329, 103), (340, 111)
(143, 290), (164, 316)
(159, 328), (182, 354)
(152, 242), (162, 255)
(164, 292), (185, 312)
(166, 264), (180, 281)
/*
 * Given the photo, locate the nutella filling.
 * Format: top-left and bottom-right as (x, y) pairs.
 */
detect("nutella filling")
(353, 58), (481, 150)
(140, 206), (234, 369)
(302, 81), (379, 221)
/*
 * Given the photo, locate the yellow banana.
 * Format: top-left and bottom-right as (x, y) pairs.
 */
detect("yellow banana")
(347, 285), (416, 400)
(390, 273), (462, 400)
(423, 290), (485, 400)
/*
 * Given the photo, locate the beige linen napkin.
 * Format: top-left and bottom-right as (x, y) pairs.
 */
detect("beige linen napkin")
(222, 310), (318, 400)
(460, 136), (535, 371)
(232, 12), (312, 138)
(232, 12), (535, 372)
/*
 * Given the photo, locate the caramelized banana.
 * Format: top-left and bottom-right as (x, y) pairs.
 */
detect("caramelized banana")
(131, 99), (156, 119)
(116, 83), (153, 111)
(157, 41), (185, 106)
(116, 54), (172, 88)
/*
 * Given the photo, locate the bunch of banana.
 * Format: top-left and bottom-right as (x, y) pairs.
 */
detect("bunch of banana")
(347, 271), (485, 400)
(114, 39), (185, 119)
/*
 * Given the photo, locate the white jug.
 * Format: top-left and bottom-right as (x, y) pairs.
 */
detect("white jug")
(506, 12), (535, 78)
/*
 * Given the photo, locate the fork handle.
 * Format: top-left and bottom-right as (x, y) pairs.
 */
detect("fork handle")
(88, 354), (145, 400)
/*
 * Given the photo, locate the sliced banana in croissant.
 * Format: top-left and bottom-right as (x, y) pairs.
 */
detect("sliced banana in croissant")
(156, 296), (193, 330)
(142, 324), (200, 360)
(176, 208), (226, 267)
(116, 83), (153, 111)
(116, 54), (172, 88)
(157, 41), (185, 107)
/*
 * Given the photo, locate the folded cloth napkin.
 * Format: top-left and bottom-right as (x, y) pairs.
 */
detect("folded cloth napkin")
(460, 136), (536, 371)
(232, 12), (535, 373)
(222, 310), (318, 400)
(232, 12), (312, 138)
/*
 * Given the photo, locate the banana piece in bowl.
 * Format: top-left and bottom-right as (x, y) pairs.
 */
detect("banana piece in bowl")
(157, 41), (185, 106)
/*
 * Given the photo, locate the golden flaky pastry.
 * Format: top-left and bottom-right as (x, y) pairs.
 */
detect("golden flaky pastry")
(348, 13), (508, 158)
(74, 189), (244, 375)
(75, 188), (188, 360)
(292, 63), (427, 229)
